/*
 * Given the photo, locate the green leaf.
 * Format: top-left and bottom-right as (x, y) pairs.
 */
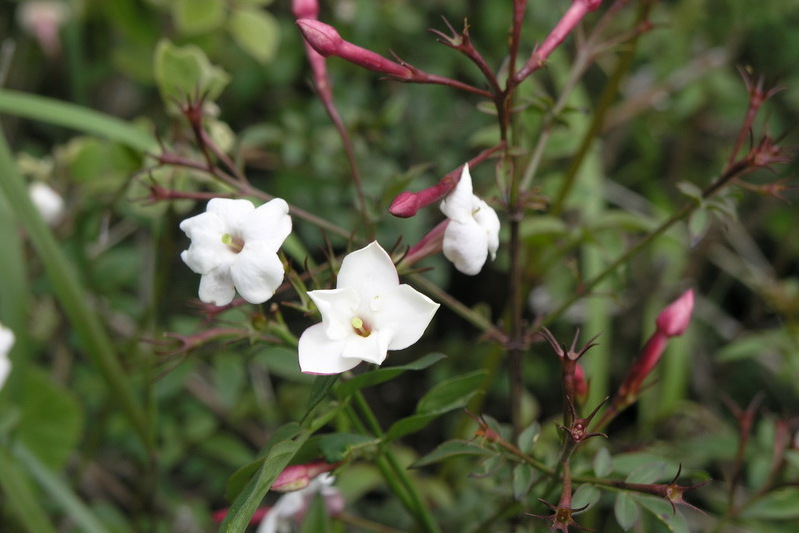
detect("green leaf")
(410, 439), (496, 468)
(336, 353), (446, 398)
(221, 427), (311, 531)
(512, 463), (536, 500)
(614, 492), (640, 531)
(173, 0), (226, 35)
(625, 461), (668, 484)
(228, 8), (280, 64)
(303, 375), (339, 422)
(0, 90), (155, 152)
(385, 412), (444, 441)
(16, 368), (82, 470)
(416, 370), (487, 414)
(0, 445), (57, 533)
(517, 421), (540, 454)
(572, 484), (601, 511)
(740, 487), (800, 519)
(593, 447), (613, 477)
(153, 39), (230, 104)
(318, 433), (377, 462)
(636, 496), (689, 533)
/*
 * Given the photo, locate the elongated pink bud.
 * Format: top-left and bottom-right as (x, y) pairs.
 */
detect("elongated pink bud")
(297, 19), (412, 78)
(655, 289), (694, 337)
(272, 460), (337, 492)
(291, 0), (318, 19)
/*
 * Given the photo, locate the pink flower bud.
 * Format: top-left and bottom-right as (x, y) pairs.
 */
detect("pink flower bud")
(655, 289), (694, 337)
(296, 19), (412, 78)
(574, 363), (588, 405)
(291, 0), (318, 19)
(272, 461), (336, 493)
(388, 191), (421, 218)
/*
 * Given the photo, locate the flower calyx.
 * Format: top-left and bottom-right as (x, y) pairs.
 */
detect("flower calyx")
(528, 500), (595, 532)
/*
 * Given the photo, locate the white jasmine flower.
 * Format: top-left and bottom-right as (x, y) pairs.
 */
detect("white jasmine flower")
(180, 198), (291, 306)
(299, 241), (439, 374)
(256, 474), (344, 533)
(0, 323), (14, 390)
(28, 181), (65, 226)
(439, 164), (500, 275)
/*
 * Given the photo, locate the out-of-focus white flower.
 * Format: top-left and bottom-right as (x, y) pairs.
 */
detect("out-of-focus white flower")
(17, 1), (70, 58)
(256, 474), (344, 533)
(28, 182), (65, 226)
(439, 164), (500, 275)
(299, 241), (439, 374)
(180, 198), (291, 306)
(0, 323), (15, 390)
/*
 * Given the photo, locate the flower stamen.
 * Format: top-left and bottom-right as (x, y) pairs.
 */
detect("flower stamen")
(221, 233), (245, 253)
(351, 317), (372, 337)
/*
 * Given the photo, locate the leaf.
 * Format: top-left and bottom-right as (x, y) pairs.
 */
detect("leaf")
(517, 421), (541, 454)
(153, 39), (230, 104)
(228, 8), (280, 64)
(385, 412), (444, 441)
(572, 484), (601, 511)
(512, 463), (536, 500)
(410, 440), (496, 468)
(636, 496), (689, 533)
(16, 368), (82, 470)
(336, 353), (446, 398)
(625, 461), (668, 484)
(416, 370), (487, 414)
(740, 487), (800, 519)
(318, 433), (377, 463)
(303, 375), (339, 421)
(593, 447), (613, 477)
(221, 427), (311, 531)
(173, 0), (226, 35)
(614, 492), (640, 531)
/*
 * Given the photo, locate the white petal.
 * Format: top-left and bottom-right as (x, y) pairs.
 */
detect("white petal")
(179, 212), (233, 274)
(374, 285), (439, 350)
(298, 323), (363, 374)
(443, 219), (489, 275)
(473, 199), (501, 260)
(0, 325), (14, 390)
(307, 288), (360, 341)
(342, 328), (393, 365)
(336, 242), (399, 300)
(205, 198), (254, 233)
(197, 266), (236, 305)
(440, 165), (474, 222)
(230, 242), (285, 304)
(241, 198), (292, 251)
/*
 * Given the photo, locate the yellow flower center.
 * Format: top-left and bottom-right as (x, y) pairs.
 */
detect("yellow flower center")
(221, 233), (245, 253)
(351, 317), (372, 337)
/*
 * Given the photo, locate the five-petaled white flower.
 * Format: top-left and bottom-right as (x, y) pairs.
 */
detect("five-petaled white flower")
(298, 241), (439, 374)
(439, 164), (500, 276)
(0, 322), (14, 391)
(180, 198), (292, 306)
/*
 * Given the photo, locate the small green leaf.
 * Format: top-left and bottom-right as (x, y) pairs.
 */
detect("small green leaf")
(572, 484), (601, 511)
(688, 209), (710, 244)
(593, 447), (613, 477)
(517, 421), (540, 454)
(385, 412), (442, 441)
(336, 353), (446, 398)
(636, 496), (690, 533)
(512, 463), (536, 500)
(229, 8), (280, 64)
(416, 370), (487, 414)
(173, 0), (226, 35)
(318, 433), (376, 462)
(153, 39), (230, 104)
(740, 487), (800, 519)
(614, 492), (640, 531)
(303, 375), (339, 422)
(410, 440), (496, 468)
(676, 181), (703, 201)
(625, 461), (668, 484)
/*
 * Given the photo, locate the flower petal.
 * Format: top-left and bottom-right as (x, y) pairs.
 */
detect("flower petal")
(473, 198), (501, 260)
(443, 219), (489, 275)
(230, 242), (285, 304)
(206, 198), (254, 232)
(299, 323), (363, 374)
(198, 266), (236, 305)
(241, 198), (292, 251)
(336, 242), (399, 300)
(342, 328), (393, 365)
(376, 285), (439, 350)
(307, 288), (360, 341)
(180, 212), (234, 274)
(439, 165), (474, 222)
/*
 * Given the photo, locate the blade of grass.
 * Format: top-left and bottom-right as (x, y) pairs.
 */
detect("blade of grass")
(0, 444), (57, 533)
(0, 129), (151, 449)
(0, 89), (155, 152)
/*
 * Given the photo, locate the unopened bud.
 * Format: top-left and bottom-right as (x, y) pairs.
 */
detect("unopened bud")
(656, 289), (694, 337)
(291, 0), (319, 19)
(272, 461), (336, 493)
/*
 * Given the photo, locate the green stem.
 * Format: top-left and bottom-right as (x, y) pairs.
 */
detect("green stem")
(0, 130), (152, 451)
(0, 444), (58, 533)
(352, 392), (443, 533)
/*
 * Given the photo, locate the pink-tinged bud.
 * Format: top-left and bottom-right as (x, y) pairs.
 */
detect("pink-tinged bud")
(291, 0), (318, 19)
(212, 507), (269, 525)
(388, 191), (421, 218)
(271, 461), (336, 493)
(574, 363), (588, 405)
(296, 19), (412, 78)
(656, 289), (694, 337)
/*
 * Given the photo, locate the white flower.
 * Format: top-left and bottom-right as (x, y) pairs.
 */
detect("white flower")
(28, 182), (64, 226)
(299, 241), (439, 374)
(0, 323), (14, 390)
(439, 164), (500, 275)
(180, 198), (291, 306)
(256, 474), (344, 533)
